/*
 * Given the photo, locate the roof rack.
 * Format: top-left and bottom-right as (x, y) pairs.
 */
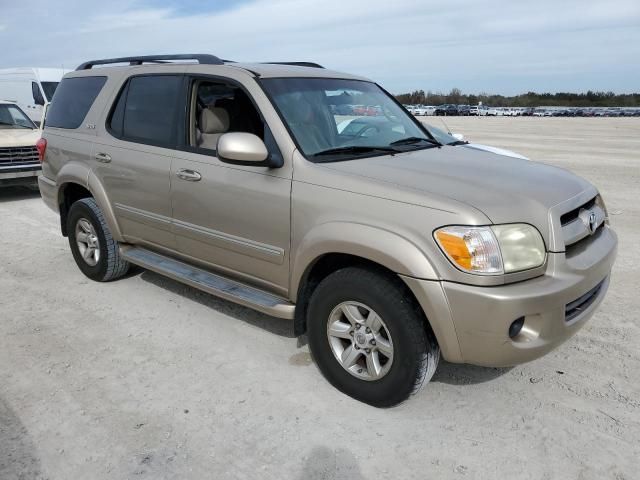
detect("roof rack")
(76, 54), (224, 71)
(263, 62), (325, 69)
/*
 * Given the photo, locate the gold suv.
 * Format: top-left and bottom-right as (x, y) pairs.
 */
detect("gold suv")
(38, 54), (617, 406)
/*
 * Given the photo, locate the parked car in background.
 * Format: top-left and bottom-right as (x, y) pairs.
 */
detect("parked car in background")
(0, 101), (42, 188)
(412, 105), (427, 116)
(423, 105), (436, 116)
(0, 68), (64, 125)
(469, 106), (488, 116)
(457, 105), (471, 116)
(435, 104), (458, 116)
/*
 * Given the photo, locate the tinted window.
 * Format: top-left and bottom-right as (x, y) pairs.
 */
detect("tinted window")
(41, 81), (59, 101)
(108, 83), (128, 138)
(31, 82), (45, 106)
(46, 76), (107, 129)
(112, 75), (183, 147)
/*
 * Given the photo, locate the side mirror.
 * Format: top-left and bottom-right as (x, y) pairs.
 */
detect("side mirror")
(217, 132), (272, 166)
(452, 133), (464, 141)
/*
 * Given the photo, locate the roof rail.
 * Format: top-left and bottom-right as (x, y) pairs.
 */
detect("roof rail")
(76, 54), (224, 71)
(263, 62), (325, 69)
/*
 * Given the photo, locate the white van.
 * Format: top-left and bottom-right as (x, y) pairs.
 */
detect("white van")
(0, 68), (64, 125)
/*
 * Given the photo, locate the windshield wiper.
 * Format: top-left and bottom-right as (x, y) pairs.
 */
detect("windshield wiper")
(390, 136), (440, 147)
(312, 145), (399, 158)
(447, 140), (468, 146)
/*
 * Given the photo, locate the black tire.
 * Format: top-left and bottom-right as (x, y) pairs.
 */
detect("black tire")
(67, 198), (130, 282)
(307, 267), (440, 407)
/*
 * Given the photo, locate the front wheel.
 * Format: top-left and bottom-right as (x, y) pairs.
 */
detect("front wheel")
(307, 267), (440, 407)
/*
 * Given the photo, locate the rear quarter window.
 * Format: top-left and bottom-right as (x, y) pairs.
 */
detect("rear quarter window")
(46, 76), (107, 129)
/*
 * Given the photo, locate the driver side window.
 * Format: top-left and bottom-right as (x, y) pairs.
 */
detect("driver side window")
(189, 80), (264, 152)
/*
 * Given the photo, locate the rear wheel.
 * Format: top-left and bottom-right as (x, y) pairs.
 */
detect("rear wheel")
(67, 198), (129, 282)
(307, 267), (439, 407)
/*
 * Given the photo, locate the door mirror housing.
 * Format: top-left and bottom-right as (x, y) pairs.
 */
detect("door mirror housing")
(217, 132), (273, 166)
(452, 133), (464, 141)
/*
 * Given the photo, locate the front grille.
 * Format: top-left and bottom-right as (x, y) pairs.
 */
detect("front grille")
(561, 196), (596, 226)
(559, 195), (605, 251)
(0, 146), (39, 166)
(565, 280), (604, 322)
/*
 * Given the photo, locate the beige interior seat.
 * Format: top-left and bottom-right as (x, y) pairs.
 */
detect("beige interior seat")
(198, 107), (230, 150)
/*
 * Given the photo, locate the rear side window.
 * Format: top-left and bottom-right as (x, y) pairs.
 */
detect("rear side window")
(46, 76), (107, 129)
(108, 75), (183, 147)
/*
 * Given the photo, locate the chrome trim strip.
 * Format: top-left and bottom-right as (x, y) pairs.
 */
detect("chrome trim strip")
(114, 203), (285, 264)
(114, 203), (172, 225)
(173, 218), (284, 260)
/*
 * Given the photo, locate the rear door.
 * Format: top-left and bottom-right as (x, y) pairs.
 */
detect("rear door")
(92, 73), (186, 250)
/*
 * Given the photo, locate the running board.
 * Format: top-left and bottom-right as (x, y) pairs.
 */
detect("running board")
(120, 247), (295, 319)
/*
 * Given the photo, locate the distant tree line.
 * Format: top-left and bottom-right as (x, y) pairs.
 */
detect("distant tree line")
(395, 88), (640, 107)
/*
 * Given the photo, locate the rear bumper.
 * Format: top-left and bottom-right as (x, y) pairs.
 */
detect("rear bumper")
(403, 226), (617, 367)
(38, 175), (58, 212)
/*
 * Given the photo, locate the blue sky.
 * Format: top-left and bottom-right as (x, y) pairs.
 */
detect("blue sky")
(1, 0), (639, 95)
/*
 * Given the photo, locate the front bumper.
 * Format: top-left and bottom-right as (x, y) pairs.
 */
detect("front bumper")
(0, 164), (41, 185)
(403, 226), (617, 367)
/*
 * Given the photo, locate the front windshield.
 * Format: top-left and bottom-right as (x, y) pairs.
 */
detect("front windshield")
(0, 104), (36, 129)
(261, 78), (437, 161)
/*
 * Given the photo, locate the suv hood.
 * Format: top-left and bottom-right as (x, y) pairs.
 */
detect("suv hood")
(320, 145), (592, 235)
(0, 128), (40, 148)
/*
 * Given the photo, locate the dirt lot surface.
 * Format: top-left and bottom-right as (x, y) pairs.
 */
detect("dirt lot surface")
(1, 118), (639, 479)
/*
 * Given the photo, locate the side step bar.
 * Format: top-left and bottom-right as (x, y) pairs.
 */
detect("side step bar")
(120, 247), (295, 319)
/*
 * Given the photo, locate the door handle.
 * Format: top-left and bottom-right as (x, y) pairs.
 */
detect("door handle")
(94, 152), (112, 163)
(176, 169), (202, 182)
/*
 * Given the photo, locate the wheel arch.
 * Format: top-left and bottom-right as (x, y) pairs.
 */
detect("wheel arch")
(291, 222), (441, 336)
(56, 167), (123, 241)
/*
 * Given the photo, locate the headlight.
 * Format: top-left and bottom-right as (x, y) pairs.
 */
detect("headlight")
(434, 224), (545, 275)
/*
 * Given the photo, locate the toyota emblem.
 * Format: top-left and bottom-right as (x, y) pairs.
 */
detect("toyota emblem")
(588, 211), (597, 234)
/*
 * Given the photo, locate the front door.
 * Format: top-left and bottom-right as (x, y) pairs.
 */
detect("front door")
(170, 76), (292, 294)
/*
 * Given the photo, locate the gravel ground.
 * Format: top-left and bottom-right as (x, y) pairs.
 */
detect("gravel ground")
(1, 117), (639, 479)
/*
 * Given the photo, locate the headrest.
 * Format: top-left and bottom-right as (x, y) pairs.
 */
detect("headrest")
(200, 107), (230, 134)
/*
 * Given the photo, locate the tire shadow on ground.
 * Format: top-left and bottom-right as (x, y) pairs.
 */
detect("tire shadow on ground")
(432, 360), (513, 385)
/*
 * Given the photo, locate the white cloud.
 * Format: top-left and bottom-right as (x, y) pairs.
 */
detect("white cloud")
(1, 0), (639, 94)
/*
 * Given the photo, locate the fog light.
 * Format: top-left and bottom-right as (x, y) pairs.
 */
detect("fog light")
(509, 317), (525, 338)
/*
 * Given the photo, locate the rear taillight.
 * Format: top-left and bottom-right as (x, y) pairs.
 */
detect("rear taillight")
(36, 138), (47, 163)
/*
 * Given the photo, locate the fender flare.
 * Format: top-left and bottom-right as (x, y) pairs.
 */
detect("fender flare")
(290, 222), (439, 297)
(56, 163), (124, 242)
